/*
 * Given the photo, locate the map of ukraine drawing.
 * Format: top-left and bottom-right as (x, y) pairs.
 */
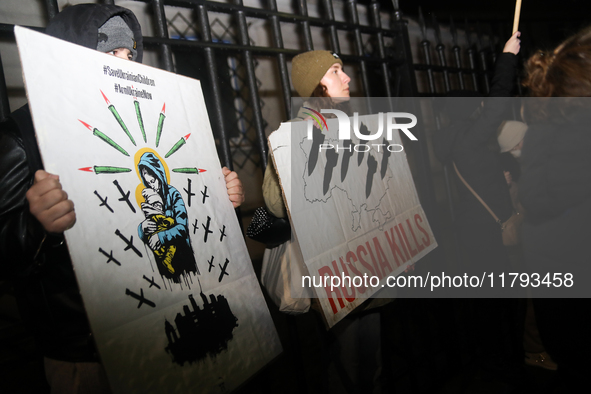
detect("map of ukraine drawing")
(299, 121), (396, 232)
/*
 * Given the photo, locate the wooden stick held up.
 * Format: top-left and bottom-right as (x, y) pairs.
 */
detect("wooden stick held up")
(512, 0), (522, 34)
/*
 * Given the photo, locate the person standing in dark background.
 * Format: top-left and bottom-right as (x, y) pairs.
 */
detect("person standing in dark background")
(434, 32), (520, 278)
(0, 4), (243, 392)
(262, 49), (391, 393)
(497, 120), (559, 372)
(433, 31), (525, 390)
(0, 6), (145, 392)
(521, 25), (591, 393)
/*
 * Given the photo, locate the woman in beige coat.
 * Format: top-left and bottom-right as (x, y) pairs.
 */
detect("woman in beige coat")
(261, 50), (388, 393)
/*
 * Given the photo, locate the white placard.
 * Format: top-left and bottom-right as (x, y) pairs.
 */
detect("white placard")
(15, 26), (281, 394)
(269, 114), (437, 327)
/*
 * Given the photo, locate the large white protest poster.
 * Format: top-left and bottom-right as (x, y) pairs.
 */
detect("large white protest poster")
(269, 114), (437, 328)
(15, 27), (281, 393)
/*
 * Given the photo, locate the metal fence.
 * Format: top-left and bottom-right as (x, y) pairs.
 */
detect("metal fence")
(0, 0), (516, 249)
(0, 1), (525, 392)
(0, 0), (422, 164)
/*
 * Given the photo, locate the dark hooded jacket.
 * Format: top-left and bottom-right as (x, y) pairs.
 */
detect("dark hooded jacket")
(0, 4), (143, 362)
(45, 4), (143, 63)
(433, 53), (516, 225)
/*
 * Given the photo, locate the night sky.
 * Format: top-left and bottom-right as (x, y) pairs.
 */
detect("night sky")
(362, 0), (589, 50)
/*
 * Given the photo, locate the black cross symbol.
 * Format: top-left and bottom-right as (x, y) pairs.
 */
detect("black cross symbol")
(183, 178), (195, 207)
(202, 216), (213, 242)
(208, 256), (215, 272)
(98, 247), (121, 266)
(113, 180), (136, 213)
(94, 190), (114, 213)
(218, 258), (230, 282)
(143, 275), (161, 289)
(219, 225), (227, 242)
(201, 185), (209, 204)
(125, 288), (155, 308)
(115, 229), (143, 257)
(192, 219), (199, 234)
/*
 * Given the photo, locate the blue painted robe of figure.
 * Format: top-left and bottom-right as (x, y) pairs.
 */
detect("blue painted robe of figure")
(138, 152), (198, 282)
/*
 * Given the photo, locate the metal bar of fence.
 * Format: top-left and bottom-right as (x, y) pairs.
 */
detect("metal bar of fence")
(235, 7), (268, 174)
(297, 0), (314, 50)
(432, 15), (451, 93)
(196, 3), (233, 170)
(466, 47), (479, 92)
(45, 0), (59, 20)
(346, 0), (371, 103)
(450, 17), (465, 90)
(369, 0), (393, 99)
(152, 0), (175, 72)
(0, 53), (10, 120)
(465, 22), (480, 92)
(268, 0), (292, 148)
(488, 27), (497, 65)
(0, 24), (43, 36)
(195, 3), (243, 230)
(452, 46), (465, 90)
(418, 10), (436, 94)
(420, 41), (436, 94)
(322, 0), (341, 53)
(476, 25), (490, 94)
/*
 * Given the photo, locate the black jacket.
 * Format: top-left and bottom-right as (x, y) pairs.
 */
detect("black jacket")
(520, 108), (591, 222)
(434, 53), (516, 225)
(0, 4), (143, 362)
(520, 108), (591, 279)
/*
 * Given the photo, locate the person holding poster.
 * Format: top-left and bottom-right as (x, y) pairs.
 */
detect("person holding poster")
(0, 4), (243, 393)
(262, 50), (387, 393)
(263, 50), (351, 221)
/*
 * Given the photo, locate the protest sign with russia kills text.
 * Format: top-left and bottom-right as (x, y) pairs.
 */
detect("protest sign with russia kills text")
(269, 111), (437, 328)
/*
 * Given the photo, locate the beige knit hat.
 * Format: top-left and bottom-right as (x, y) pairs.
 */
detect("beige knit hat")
(291, 50), (343, 97)
(497, 120), (528, 152)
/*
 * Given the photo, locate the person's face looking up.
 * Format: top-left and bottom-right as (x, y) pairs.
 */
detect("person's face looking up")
(109, 47), (133, 61)
(142, 169), (160, 193)
(320, 63), (351, 101)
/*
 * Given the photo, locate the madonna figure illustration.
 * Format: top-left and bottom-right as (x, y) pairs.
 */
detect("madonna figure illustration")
(138, 152), (199, 282)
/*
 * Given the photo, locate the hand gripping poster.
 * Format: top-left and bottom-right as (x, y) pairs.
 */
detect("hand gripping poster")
(269, 111), (438, 328)
(15, 27), (281, 393)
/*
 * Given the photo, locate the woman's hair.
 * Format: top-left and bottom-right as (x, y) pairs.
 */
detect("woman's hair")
(524, 26), (591, 97)
(311, 83), (330, 98)
(307, 82), (352, 115)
